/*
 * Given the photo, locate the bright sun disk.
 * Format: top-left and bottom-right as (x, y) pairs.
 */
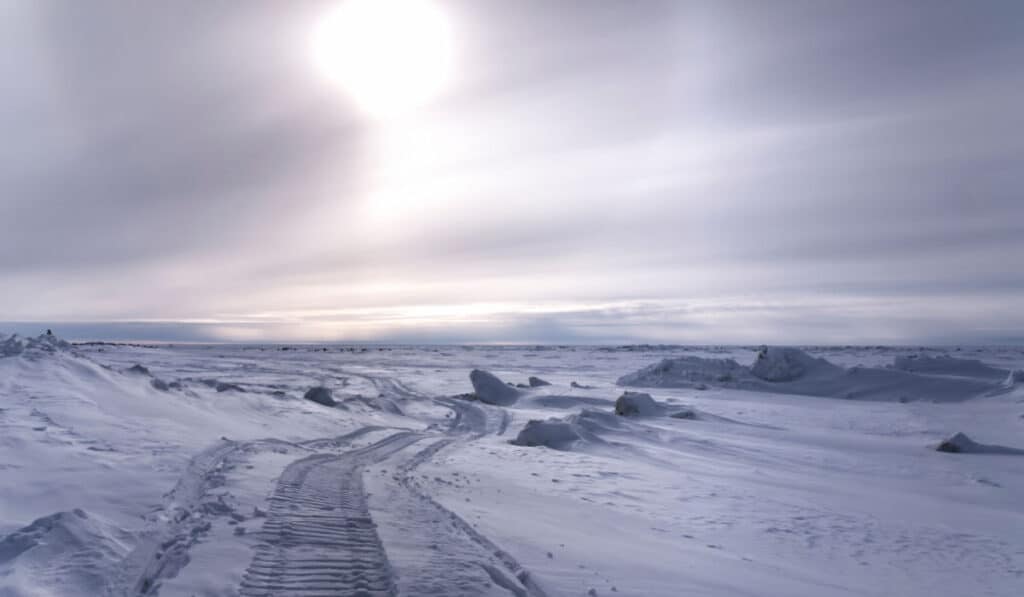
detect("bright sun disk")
(311, 0), (453, 118)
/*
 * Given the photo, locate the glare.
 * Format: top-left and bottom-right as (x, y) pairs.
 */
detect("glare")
(311, 0), (453, 118)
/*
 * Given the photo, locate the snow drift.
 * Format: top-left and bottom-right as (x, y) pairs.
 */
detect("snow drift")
(617, 355), (748, 388)
(893, 354), (1008, 380)
(1, 333), (73, 359)
(935, 432), (1024, 455)
(0, 509), (131, 597)
(619, 347), (1005, 402)
(750, 346), (841, 382)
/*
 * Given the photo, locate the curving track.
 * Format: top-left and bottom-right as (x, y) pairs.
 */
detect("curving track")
(239, 432), (422, 597)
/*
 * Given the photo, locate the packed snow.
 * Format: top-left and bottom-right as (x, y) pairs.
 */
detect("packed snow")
(1, 334), (1023, 596)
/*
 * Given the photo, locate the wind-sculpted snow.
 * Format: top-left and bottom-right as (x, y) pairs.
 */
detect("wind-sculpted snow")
(893, 354), (1009, 380)
(936, 432), (1024, 455)
(619, 346), (1007, 402)
(750, 346), (841, 382)
(2, 341), (1024, 597)
(1, 332), (73, 358)
(0, 509), (131, 596)
(616, 355), (749, 388)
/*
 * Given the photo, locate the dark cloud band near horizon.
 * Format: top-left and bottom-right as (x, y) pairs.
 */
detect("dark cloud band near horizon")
(2, 1), (1022, 344)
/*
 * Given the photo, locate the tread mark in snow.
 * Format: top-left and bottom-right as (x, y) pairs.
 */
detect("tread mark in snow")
(239, 432), (420, 597)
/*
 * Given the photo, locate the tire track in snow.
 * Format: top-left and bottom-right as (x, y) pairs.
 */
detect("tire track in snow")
(390, 439), (551, 597)
(239, 431), (422, 597)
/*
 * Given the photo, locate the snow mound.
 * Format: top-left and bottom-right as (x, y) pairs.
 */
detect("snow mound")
(572, 408), (626, 434)
(125, 363), (151, 376)
(893, 354), (1007, 380)
(303, 386), (336, 406)
(614, 391), (664, 417)
(621, 348), (999, 402)
(0, 332), (73, 358)
(510, 418), (583, 449)
(528, 376), (552, 387)
(469, 369), (520, 405)
(750, 346), (840, 382)
(0, 508), (131, 596)
(617, 356), (748, 388)
(936, 432), (1024, 455)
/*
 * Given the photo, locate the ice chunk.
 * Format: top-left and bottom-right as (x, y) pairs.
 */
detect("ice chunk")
(614, 391), (663, 417)
(469, 369), (520, 405)
(303, 386), (336, 406)
(510, 418), (582, 449)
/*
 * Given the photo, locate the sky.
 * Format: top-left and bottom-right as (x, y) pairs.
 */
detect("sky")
(2, 0), (1023, 344)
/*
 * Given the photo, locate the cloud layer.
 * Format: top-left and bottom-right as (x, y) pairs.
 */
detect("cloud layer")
(2, 1), (1022, 343)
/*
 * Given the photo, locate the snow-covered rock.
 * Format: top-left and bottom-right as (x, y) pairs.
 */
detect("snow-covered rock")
(469, 369), (520, 406)
(614, 391), (663, 417)
(303, 386), (336, 406)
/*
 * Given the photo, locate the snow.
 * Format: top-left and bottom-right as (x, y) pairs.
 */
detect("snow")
(613, 391), (663, 416)
(936, 432), (1024, 455)
(1, 335), (1023, 596)
(749, 346), (841, 382)
(619, 346), (1008, 402)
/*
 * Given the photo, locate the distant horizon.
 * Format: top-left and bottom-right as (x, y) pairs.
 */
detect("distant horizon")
(4, 321), (1023, 347)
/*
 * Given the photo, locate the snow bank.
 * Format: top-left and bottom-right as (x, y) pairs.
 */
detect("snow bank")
(1, 332), (73, 358)
(303, 386), (336, 406)
(893, 354), (1007, 380)
(469, 369), (520, 406)
(935, 432), (1024, 455)
(750, 346), (840, 382)
(620, 347), (1001, 402)
(614, 391), (664, 417)
(0, 508), (131, 596)
(617, 356), (748, 388)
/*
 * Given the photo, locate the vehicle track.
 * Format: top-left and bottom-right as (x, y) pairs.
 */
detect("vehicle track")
(239, 431), (421, 597)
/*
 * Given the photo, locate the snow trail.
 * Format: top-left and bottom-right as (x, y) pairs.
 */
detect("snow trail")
(239, 431), (422, 596)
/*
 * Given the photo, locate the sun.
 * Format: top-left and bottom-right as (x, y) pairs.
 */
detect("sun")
(311, 0), (454, 118)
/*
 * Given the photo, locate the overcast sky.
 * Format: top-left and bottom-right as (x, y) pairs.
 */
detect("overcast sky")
(2, 1), (1022, 344)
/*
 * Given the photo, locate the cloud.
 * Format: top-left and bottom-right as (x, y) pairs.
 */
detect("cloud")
(1, 1), (1022, 342)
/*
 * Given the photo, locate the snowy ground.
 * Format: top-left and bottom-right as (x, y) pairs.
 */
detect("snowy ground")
(1, 335), (1023, 596)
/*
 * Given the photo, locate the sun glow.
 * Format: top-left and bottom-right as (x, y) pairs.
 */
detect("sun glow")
(311, 0), (454, 118)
